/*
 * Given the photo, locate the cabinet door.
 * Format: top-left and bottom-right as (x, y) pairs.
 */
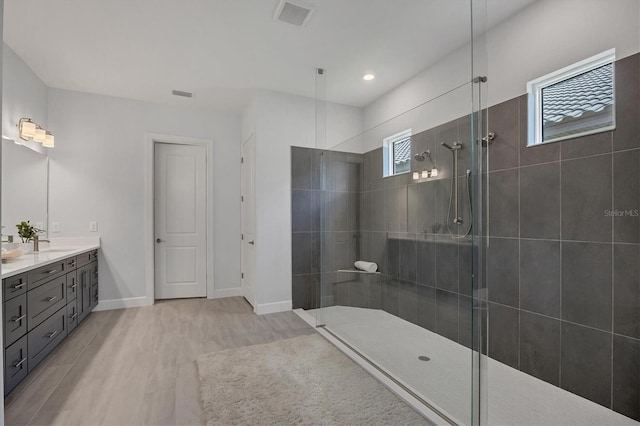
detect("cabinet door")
(66, 302), (78, 334)
(77, 266), (91, 323)
(4, 335), (28, 395)
(4, 294), (27, 348)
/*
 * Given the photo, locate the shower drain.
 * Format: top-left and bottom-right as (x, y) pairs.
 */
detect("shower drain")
(418, 355), (431, 362)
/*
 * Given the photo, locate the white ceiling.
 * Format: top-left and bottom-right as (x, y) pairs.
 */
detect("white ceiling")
(4, 0), (535, 113)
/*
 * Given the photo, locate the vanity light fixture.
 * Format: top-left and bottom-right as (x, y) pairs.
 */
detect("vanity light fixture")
(421, 170), (429, 179)
(17, 118), (37, 140)
(412, 172), (420, 180)
(43, 131), (55, 148)
(15, 118), (54, 148)
(430, 168), (438, 177)
(363, 74), (375, 81)
(34, 126), (46, 143)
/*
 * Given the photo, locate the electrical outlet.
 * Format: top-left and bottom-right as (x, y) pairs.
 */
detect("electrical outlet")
(51, 222), (60, 233)
(89, 222), (98, 232)
(34, 222), (44, 230)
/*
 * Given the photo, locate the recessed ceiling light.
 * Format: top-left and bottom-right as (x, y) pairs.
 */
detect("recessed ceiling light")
(363, 74), (375, 81)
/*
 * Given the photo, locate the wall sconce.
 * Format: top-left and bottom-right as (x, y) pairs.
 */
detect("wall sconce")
(17, 118), (37, 140)
(16, 118), (54, 148)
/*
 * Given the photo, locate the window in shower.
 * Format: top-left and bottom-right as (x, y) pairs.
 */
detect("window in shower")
(527, 49), (615, 145)
(383, 128), (411, 177)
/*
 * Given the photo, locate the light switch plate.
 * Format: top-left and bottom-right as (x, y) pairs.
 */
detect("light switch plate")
(51, 222), (60, 233)
(89, 222), (98, 232)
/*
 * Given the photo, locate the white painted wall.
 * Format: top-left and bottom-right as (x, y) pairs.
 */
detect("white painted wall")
(242, 90), (363, 313)
(363, 0), (640, 147)
(47, 89), (242, 305)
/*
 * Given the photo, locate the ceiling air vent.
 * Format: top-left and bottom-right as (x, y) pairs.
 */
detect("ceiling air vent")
(172, 90), (193, 98)
(274, 0), (315, 27)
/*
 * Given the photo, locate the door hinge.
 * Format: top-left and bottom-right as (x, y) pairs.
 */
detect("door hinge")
(241, 234), (244, 240)
(241, 195), (244, 202)
(241, 272), (244, 279)
(241, 157), (244, 164)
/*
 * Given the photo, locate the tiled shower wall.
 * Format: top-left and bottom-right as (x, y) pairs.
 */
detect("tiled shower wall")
(291, 53), (639, 420)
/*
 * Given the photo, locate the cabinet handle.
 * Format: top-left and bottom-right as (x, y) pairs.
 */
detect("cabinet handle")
(46, 330), (58, 339)
(70, 313), (78, 320)
(45, 269), (58, 275)
(46, 296), (58, 302)
(11, 282), (25, 290)
(70, 283), (77, 290)
(11, 314), (26, 323)
(12, 358), (26, 369)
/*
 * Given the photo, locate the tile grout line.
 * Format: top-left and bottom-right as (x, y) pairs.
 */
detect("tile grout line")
(610, 134), (615, 409)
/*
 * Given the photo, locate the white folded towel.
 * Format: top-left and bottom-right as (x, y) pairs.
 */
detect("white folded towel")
(354, 261), (378, 273)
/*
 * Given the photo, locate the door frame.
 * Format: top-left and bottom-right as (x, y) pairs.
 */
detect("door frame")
(241, 133), (256, 308)
(144, 133), (215, 303)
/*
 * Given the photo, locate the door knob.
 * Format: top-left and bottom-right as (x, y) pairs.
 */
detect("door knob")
(248, 240), (255, 245)
(156, 238), (165, 243)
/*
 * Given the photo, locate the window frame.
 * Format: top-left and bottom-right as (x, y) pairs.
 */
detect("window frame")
(526, 49), (616, 146)
(383, 129), (412, 178)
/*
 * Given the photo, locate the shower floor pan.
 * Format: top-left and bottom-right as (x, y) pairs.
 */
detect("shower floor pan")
(304, 306), (637, 426)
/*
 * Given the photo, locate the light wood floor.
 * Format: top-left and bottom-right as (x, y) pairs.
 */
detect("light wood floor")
(4, 297), (315, 425)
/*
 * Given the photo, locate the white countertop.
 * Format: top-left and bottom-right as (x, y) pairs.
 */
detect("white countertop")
(1, 237), (101, 279)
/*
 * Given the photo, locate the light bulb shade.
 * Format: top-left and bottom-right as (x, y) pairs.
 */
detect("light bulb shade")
(412, 172), (420, 180)
(18, 119), (37, 140)
(43, 132), (54, 148)
(34, 127), (46, 143)
(421, 170), (429, 178)
(430, 168), (438, 177)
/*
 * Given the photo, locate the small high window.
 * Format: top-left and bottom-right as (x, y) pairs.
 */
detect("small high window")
(527, 49), (615, 146)
(383, 129), (411, 177)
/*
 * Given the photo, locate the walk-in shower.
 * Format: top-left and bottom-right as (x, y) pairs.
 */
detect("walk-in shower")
(290, 1), (640, 424)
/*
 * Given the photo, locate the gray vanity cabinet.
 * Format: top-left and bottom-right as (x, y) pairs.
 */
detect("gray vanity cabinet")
(2, 249), (99, 395)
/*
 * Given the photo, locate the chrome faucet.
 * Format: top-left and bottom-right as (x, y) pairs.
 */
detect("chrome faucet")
(33, 235), (50, 252)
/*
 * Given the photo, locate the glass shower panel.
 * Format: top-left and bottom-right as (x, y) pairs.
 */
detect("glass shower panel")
(314, 82), (480, 425)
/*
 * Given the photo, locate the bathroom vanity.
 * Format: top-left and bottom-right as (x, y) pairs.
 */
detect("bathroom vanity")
(2, 244), (100, 395)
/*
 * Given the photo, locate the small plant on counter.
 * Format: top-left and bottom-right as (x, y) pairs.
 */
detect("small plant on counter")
(16, 221), (44, 243)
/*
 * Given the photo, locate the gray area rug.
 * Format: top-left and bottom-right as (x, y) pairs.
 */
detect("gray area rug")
(196, 333), (428, 425)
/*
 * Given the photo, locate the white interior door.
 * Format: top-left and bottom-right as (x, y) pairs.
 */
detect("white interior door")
(154, 142), (207, 299)
(241, 135), (256, 307)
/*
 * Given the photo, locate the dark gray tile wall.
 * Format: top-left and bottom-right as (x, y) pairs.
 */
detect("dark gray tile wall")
(290, 53), (640, 420)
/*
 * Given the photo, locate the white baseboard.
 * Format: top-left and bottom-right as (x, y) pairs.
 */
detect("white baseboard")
(94, 296), (153, 311)
(210, 287), (243, 299)
(255, 300), (292, 315)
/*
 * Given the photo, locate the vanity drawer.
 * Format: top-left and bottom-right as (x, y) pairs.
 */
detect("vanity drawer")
(3, 273), (27, 302)
(4, 335), (28, 396)
(27, 275), (67, 331)
(64, 256), (78, 271)
(4, 294), (27, 348)
(66, 271), (78, 303)
(76, 252), (92, 267)
(66, 301), (78, 334)
(28, 307), (66, 372)
(28, 261), (66, 290)
(89, 250), (98, 263)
